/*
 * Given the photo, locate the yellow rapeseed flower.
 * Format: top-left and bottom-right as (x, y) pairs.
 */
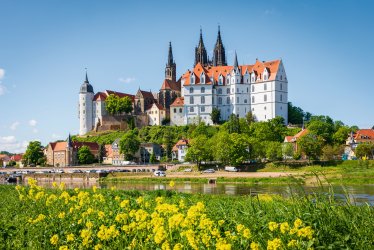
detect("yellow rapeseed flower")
(218, 220), (225, 226)
(269, 222), (278, 231)
(92, 185), (97, 193)
(287, 239), (297, 248)
(162, 241), (171, 250)
(280, 222), (290, 234)
(267, 238), (282, 250)
(236, 224), (245, 233)
(297, 226), (314, 240)
(120, 199), (130, 208)
(50, 234), (59, 246)
(66, 233), (74, 242)
(58, 212), (65, 219)
(243, 228), (251, 239)
(59, 246), (68, 250)
(169, 181), (175, 187)
(136, 196), (144, 204)
(173, 243), (183, 250)
(250, 242), (260, 250)
(294, 218), (303, 228)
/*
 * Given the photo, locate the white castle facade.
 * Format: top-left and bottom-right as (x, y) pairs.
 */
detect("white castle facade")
(79, 27), (288, 135)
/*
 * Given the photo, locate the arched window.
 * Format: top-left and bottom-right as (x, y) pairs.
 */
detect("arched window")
(190, 96), (194, 104)
(252, 96), (255, 103)
(252, 85), (255, 92)
(264, 94), (267, 102)
(280, 75), (282, 80)
(200, 73), (205, 84)
(201, 87), (205, 93)
(218, 88), (222, 94)
(189, 87), (194, 94)
(247, 87), (249, 93)
(201, 96), (205, 104)
(191, 75), (194, 84)
(227, 97), (230, 104)
(174, 108), (176, 113)
(219, 76), (223, 85)
(218, 97), (222, 104)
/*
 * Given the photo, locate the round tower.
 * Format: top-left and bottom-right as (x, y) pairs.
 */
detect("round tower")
(79, 72), (94, 135)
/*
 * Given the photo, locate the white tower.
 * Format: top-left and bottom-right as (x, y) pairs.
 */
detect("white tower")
(79, 72), (94, 135)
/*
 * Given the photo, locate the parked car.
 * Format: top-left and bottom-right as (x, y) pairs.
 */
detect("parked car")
(184, 168), (193, 172)
(224, 166), (239, 172)
(154, 170), (166, 177)
(202, 169), (215, 173)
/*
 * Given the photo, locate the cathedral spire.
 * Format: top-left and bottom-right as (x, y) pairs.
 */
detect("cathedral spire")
(213, 25), (227, 66)
(234, 51), (239, 69)
(167, 41), (174, 66)
(194, 28), (208, 66)
(165, 42), (176, 82)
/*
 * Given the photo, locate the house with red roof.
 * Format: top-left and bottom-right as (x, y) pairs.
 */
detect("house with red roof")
(284, 129), (309, 153)
(146, 103), (167, 126)
(172, 139), (189, 162)
(170, 97), (185, 126)
(345, 129), (374, 159)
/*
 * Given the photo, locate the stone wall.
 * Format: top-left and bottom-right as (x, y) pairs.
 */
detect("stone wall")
(97, 114), (149, 132)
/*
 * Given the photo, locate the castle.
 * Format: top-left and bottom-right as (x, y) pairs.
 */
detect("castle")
(79, 27), (288, 135)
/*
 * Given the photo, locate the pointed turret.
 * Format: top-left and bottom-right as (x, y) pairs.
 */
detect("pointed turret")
(80, 70), (94, 93)
(194, 28), (208, 66)
(165, 42), (176, 81)
(233, 51), (239, 69)
(213, 25), (227, 66)
(67, 133), (72, 148)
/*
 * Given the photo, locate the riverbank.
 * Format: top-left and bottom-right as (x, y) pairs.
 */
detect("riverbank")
(1, 182), (373, 249)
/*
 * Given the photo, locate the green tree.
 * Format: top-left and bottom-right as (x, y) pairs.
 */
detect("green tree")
(307, 115), (335, 144)
(150, 152), (157, 164)
(119, 130), (140, 160)
(333, 126), (350, 145)
(185, 135), (212, 170)
(163, 127), (173, 160)
(322, 145), (343, 161)
(225, 114), (241, 134)
(355, 144), (374, 159)
(211, 131), (232, 165)
(228, 133), (250, 166)
(298, 133), (324, 161)
(105, 94), (133, 115)
(210, 108), (221, 125)
(288, 102), (305, 125)
(77, 146), (95, 164)
(265, 141), (283, 161)
(23, 141), (45, 166)
(245, 111), (255, 125)
(282, 143), (294, 161)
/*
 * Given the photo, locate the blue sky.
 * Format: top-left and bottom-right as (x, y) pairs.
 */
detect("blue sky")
(0, 0), (373, 153)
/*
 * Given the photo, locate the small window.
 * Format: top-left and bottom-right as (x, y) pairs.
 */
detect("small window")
(83, 102), (85, 106)
(280, 75), (282, 80)
(201, 96), (205, 104)
(280, 94), (283, 102)
(190, 96), (194, 104)
(252, 85), (255, 92)
(232, 88), (234, 93)
(179, 108), (182, 113)
(226, 78), (229, 84)
(189, 87), (194, 93)
(227, 88), (230, 94)
(190, 107), (194, 112)
(252, 96), (255, 103)
(174, 108), (176, 113)
(201, 87), (205, 93)
(218, 88), (222, 94)
(237, 88), (239, 93)
(244, 99), (247, 103)
(247, 87), (248, 93)
(227, 97), (230, 104)
(264, 94), (267, 102)
(236, 97), (239, 103)
(264, 106), (267, 110)
(218, 97), (222, 104)
(280, 83), (283, 90)
(264, 84), (267, 91)
(201, 106), (205, 112)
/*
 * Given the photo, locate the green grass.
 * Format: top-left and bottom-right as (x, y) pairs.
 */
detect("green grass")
(0, 184), (373, 249)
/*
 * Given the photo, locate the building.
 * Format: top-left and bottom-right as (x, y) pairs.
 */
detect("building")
(146, 103), (167, 126)
(344, 129), (374, 159)
(182, 28), (288, 125)
(10, 154), (24, 167)
(45, 135), (99, 167)
(284, 129), (309, 153)
(138, 143), (162, 163)
(172, 139), (189, 162)
(170, 97), (185, 126)
(0, 154), (10, 167)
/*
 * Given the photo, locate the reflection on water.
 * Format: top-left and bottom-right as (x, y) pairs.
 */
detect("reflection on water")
(8, 179), (374, 205)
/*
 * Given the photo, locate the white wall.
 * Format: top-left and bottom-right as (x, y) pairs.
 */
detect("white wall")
(79, 92), (94, 135)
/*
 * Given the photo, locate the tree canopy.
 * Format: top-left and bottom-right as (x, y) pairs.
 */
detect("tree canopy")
(105, 94), (133, 115)
(23, 141), (45, 166)
(119, 130), (140, 160)
(210, 108), (221, 125)
(78, 146), (95, 164)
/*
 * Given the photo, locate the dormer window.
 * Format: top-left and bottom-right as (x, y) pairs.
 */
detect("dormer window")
(219, 75), (223, 85)
(191, 74), (195, 84)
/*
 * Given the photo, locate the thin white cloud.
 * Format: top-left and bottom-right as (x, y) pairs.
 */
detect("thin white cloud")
(10, 121), (20, 131)
(52, 133), (62, 140)
(0, 136), (27, 153)
(0, 84), (6, 96)
(119, 77), (136, 84)
(0, 68), (4, 79)
(29, 119), (37, 127)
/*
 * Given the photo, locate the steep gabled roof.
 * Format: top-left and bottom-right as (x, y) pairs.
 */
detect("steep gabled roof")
(160, 79), (181, 92)
(93, 90), (135, 102)
(172, 139), (189, 152)
(354, 129), (374, 140)
(146, 103), (165, 111)
(170, 97), (184, 107)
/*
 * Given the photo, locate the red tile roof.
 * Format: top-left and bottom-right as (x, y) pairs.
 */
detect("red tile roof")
(285, 129), (309, 142)
(182, 59), (281, 86)
(160, 79), (181, 92)
(51, 141), (99, 151)
(354, 129), (374, 141)
(146, 103), (165, 111)
(11, 154), (23, 162)
(172, 139), (189, 151)
(104, 144), (113, 158)
(170, 97), (184, 107)
(93, 90), (135, 102)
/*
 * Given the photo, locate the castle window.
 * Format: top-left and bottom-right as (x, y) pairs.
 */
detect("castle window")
(232, 88), (234, 93)
(179, 108), (182, 113)
(201, 96), (205, 104)
(264, 84), (267, 91)
(252, 96), (255, 103)
(226, 88), (230, 94)
(280, 83), (283, 90)
(218, 88), (222, 94)
(190, 96), (194, 104)
(201, 87), (205, 93)
(191, 75), (195, 84)
(218, 97), (222, 104)
(83, 110), (85, 114)
(201, 106), (205, 112)
(280, 94), (283, 102)
(83, 102), (85, 106)
(237, 88), (239, 93)
(190, 107), (194, 112)
(237, 79), (239, 83)
(226, 78), (229, 84)
(280, 75), (282, 80)
(227, 97), (230, 104)
(247, 87), (249, 93)
(264, 75), (268, 81)
(264, 94), (267, 102)
(189, 87), (194, 94)
(244, 99), (247, 103)
(264, 106), (267, 110)
(252, 85), (255, 92)
(174, 108), (176, 113)
(236, 97), (239, 103)
(200, 73), (205, 84)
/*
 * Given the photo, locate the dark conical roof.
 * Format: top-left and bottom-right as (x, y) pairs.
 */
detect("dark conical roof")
(80, 71), (94, 93)
(213, 25), (227, 66)
(234, 51), (239, 68)
(167, 41), (174, 66)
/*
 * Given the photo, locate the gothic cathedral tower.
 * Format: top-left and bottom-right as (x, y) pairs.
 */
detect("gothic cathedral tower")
(194, 29), (208, 66)
(213, 26), (227, 66)
(165, 42), (176, 82)
(79, 72), (94, 135)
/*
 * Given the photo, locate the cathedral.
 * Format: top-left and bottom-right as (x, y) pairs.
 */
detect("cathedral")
(79, 27), (288, 135)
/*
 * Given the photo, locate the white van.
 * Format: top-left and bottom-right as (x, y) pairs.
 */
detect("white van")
(225, 166), (239, 172)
